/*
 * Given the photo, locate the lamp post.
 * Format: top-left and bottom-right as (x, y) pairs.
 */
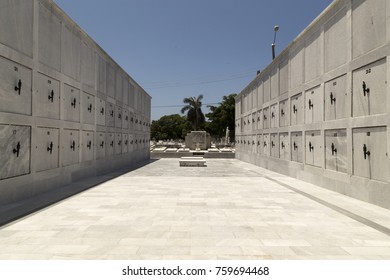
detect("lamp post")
(272, 25), (279, 60)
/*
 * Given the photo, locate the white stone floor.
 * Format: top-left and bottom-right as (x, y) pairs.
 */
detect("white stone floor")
(1, 158), (390, 260)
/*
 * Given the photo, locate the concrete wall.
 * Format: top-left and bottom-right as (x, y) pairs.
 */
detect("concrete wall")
(235, 0), (390, 209)
(0, 0), (151, 206)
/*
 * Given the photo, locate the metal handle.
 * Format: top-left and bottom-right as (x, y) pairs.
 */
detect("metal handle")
(271, 141), (275, 147)
(110, 141), (114, 147)
(88, 104), (92, 112)
(125, 140), (128, 145)
(330, 92), (336, 105)
(110, 110), (114, 117)
(100, 108), (105, 115)
(118, 113), (122, 119)
(271, 112), (275, 118)
(14, 79), (22, 95)
(281, 109), (285, 116)
(13, 142), (21, 157)
(87, 141), (92, 149)
(362, 81), (370, 96)
(293, 105), (297, 114)
(281, 142), (285, 149)
(47, 142), (53, 154)
(293, 141), (298, 150)
(263, 114), (267, 120)
(308, 99), (313, 109)
(264, 141), (267, 147)
(100, 141), (104, 148)
(309, 141), (314, 152)
(118, 140), (122, 146)
(331, 143), (337, 156)
(70, 140), (76, 151)
(48, 90), (54, 102)
(71, 98), (77, 108)
(363, 144), (370, 159)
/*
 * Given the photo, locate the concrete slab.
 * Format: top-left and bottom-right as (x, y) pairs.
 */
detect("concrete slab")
(1, 159), (390, 260)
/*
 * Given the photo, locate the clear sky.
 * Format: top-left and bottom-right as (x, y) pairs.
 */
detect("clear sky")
(54, 0), (333, 120)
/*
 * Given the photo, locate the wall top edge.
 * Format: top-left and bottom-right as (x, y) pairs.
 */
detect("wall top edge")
(235, 0), (342, 101)
(41, 0), (151, 100)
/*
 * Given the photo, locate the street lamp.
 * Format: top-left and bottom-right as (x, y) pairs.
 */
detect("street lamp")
(272, 25), (279, 60)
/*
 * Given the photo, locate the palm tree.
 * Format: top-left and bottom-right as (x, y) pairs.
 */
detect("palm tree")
(181, 94), (205, 131)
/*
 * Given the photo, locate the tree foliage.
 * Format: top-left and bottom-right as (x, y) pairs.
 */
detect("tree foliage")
(204, 93), (236, 139)
(180, 94), (205, 131)
(151, 114), (191, 141)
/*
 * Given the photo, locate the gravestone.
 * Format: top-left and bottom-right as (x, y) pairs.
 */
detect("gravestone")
(185, 131), (211, 150)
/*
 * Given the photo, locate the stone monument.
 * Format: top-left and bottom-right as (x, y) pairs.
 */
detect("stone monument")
(185, 131), (211, 150)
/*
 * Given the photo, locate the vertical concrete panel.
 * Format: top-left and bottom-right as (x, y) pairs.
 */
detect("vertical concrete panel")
(279, 58), (289, 95)
(81, 41), (95, 88)
(95, 98), (106, 126)
(34, 73), (60, 119)
(305, 130), (323, 167)
(305, 85), (323, 124)
(81, 130), (94, 162)
(122, 76), (129, 105)
(291, 132), (303, 163)
(38, 4), (61, 71)
(115, 70), (123, 102)
(325, 129), (347, 173)
(35, 127), (59, 172)
(106, 102), (115, 127)
(0, 124), (31, 179)
(62, 26), (81, 81)
(325, 7), (347, 71)
(95, 132), (106, 159)
(115, 105), (122, 128)
(279, 99), (289, 127)
(305, 30), (323, 82)
(81, 92), (95, 124)
(97, 55), (106, 94)
(352, 0), (386, 58)
(263, 107), (270, 129)
(0, 56), (32, 115)
(290, 44), (304, 89)
(270, 103), (278, 128)
(263, 75), (270, 103)
(106, 63), (115, 98)
(256, 110), (262, 130)
(290, 93), (303, 125)
(352, 58), (387, 116)
(0, 0), (33, 57)
(62, 84), (80, 123)
(257, 81), (263, 108)
(61, 129), (80, 167)
(270, 67), (279, 100)
(263, 134), (270, 156)
(106, 132), (115, 156)
(353, 126), (387, 182)
(324, 74), (348, 120)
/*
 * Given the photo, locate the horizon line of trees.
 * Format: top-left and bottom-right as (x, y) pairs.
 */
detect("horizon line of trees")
(151, 93), (236, 142)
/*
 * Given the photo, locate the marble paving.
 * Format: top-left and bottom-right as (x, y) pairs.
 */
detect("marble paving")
(1, 158), (390, 260)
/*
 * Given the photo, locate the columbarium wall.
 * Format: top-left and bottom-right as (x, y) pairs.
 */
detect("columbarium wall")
(235, 0), (390, 209)
(0, 0), (151, 206)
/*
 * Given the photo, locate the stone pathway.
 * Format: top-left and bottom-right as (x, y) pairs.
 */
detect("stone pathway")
(1, 158), (390, 259)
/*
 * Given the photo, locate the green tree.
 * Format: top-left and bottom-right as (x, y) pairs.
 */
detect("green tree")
(151, 114), (191, 141)
(180, 94), (205, 131)
(205, 93), (236, 140)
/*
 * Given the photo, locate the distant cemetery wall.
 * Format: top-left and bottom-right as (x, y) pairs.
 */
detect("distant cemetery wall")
(235, 0), (390, 209)
(0, 0), (151, 206)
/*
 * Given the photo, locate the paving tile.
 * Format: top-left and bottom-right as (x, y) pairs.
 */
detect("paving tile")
(0, 159), (389, 259)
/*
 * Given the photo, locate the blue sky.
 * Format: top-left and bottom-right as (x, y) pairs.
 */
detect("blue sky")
(54, 0), (333, 120)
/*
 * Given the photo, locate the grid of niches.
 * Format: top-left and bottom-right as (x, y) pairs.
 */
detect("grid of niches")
(235, 0), (389, 184)
(0, 0), (151, 182)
